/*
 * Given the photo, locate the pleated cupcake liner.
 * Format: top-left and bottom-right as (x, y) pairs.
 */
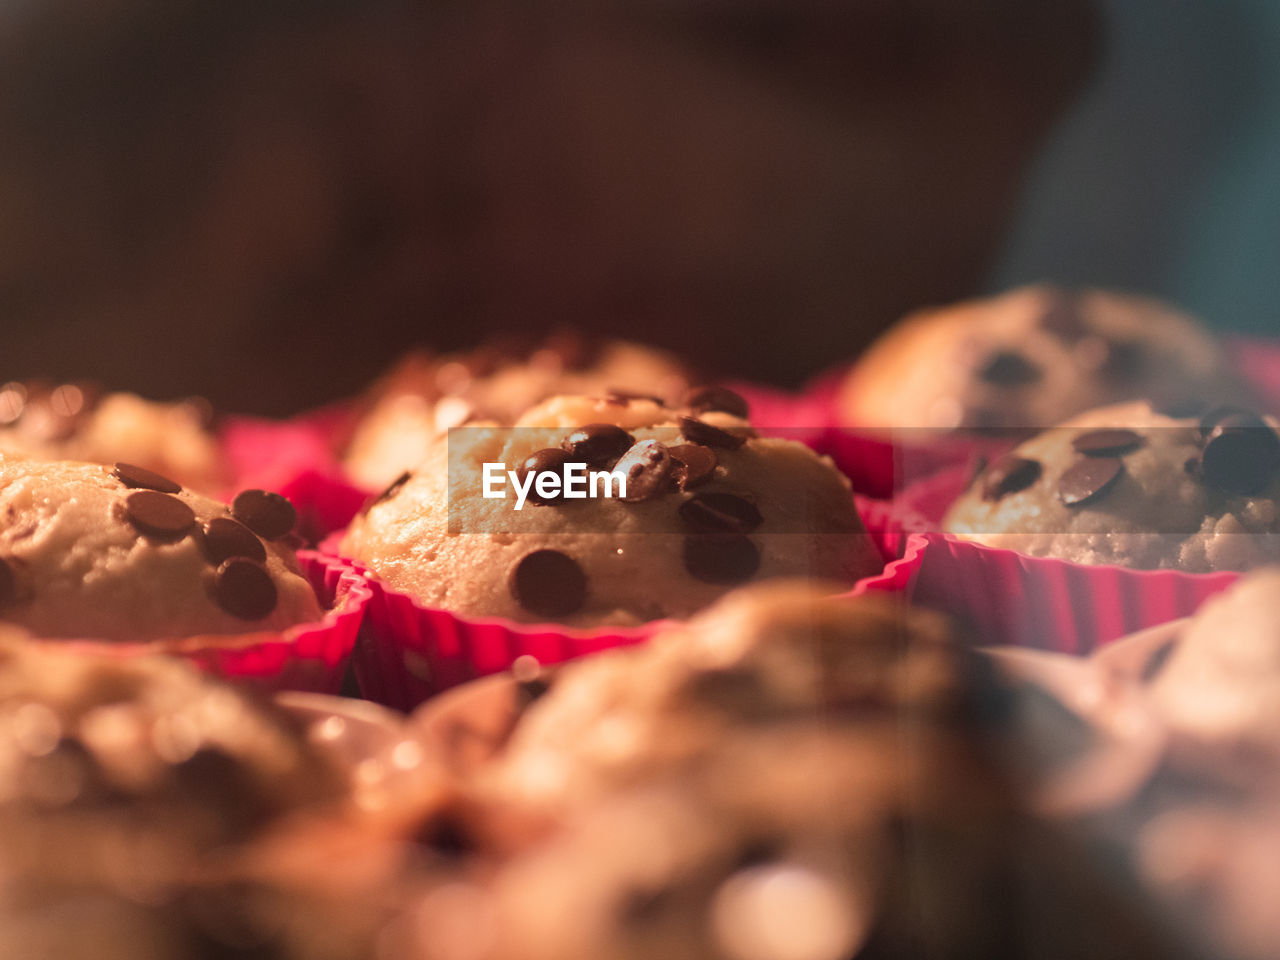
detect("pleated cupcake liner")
(332, 496), (925, 711)
(900, 467), (1239, 654)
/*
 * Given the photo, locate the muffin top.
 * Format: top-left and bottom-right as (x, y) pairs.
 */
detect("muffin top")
(0, 454), (322, 641)
(344, 336), (692, 489)
(944, 401), (1280, 571)
(341, 393), (882, 626)
(837, 285), (1241, 432)
(0, 381), (224, 493)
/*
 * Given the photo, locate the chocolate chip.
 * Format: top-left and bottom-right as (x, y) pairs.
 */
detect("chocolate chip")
(1096, 340), (1145, 379)
(212, 558), (278, 620)
(509, 550), (587, 618)
(0, 558), (15, 608)
(679, 492), (763, 533)
(966, 455), (990, 491)
(359, 471), (412, 518)
(684, 667), (767, 713)
(1198, 406), (1266, 439)
(561, 424), (635, 468)
(668, 443), (717, 489)
(111, 462), (181, 494)
(231, 490), (297, 540)
(517, 449), (573, 505)
(960, 407), (1008, 433)
(981, 456), (1042, 501)
(976, 350), (1041, 386)
(516, 676), (553, 709)
(683, 386), (750, 419)
(1154, 397), (1208, 419)
(1039, 289), (1087, 339)
(1141, 640), (1178, 683)
(683, 534), (760, 584)
(1058, 457), (1124, 507)
(1071, 429), (1146, 457)
(1201, 419), (1280, 495)
(614, 439), (672, 502)
(376, 471), (411, 505)
(123, 491), (195, 541)
(679, 416), (747, 450)
(606, 389), (665, 406)
(200, 517), (267, 566)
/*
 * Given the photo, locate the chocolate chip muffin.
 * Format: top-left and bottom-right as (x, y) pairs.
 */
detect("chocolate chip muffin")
(0, 454), (322, 641)
(0, 639), (346, 866)
(343, 335), (692, 489)
(945, 401), (1280, 571)
(341, 393), (883, 626)
(0, 382), (225, 493)
(407, 584), (1181, 960)
(482, 581), (970, 812)
(837, 285), (1241, 432)
(0, 638), (380, 960)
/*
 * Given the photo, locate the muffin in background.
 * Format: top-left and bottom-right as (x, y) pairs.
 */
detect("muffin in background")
(0, 381), (225, 493)
(0, 454), (322, 641)
(343, 335), (692, 490)
(944, 400), (1280, 572)
(837, 285), (1242, 433)
(342, 392), (883, 627)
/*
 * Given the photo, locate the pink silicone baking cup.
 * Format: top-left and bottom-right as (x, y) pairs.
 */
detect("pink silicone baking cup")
(799, 368), (1021, 498)
(48, 551), (373, 694)
(901, 467), (1239, 655)
(331, 497), (925, 711)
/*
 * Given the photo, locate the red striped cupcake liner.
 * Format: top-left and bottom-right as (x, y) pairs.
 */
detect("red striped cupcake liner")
(334, 496), (925, 711)
(901, 467), (1239, 654)
(50, 551), (373, 694)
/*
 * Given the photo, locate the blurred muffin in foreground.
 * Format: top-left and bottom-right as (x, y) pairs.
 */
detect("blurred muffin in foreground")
(403, 583), (1181, 960)
(0, 638), (369, 960)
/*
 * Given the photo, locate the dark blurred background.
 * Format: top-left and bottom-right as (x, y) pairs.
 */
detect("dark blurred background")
(0, 0), (1271, 415)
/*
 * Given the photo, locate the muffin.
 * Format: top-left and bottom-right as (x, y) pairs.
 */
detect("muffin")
(0, 381), (224, 493)
(1146, 569), (1280, 758)
(0, 454), (323, 641)
(405, 583), (1182, 960)
(484, 581), (968, 812)
(944, 401), (1280, 571)
(837, 285), (1242, 433)
(0, 637), (347, 870)
(344, 335), (693, 490)
(0, 637), (397, 960)
(342, 393), (883, 626)
(1055, 574), (1280, 960)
